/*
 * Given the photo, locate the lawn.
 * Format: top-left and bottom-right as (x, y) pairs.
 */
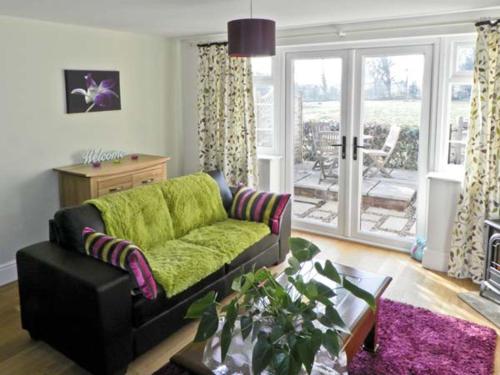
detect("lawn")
(302, 99), (470, 128)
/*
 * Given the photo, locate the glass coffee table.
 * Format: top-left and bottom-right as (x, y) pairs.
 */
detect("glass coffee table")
(170, 262), (392, 374)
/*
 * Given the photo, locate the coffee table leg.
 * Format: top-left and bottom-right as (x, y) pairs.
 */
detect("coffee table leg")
(363, 323), (378, 353)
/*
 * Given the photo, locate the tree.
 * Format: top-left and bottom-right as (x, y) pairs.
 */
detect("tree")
(320, 69), (328, 101)
(369, 57), (394, 99)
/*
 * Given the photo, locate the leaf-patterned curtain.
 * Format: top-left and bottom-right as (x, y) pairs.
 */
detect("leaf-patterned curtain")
(448, 21), (500, 282)
(197, 43), (258, 187)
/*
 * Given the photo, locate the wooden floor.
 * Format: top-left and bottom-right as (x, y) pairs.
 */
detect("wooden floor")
(1, 232), (498, 375)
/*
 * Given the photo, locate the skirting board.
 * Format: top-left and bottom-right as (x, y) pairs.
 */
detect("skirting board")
(0, 260), (17, 286)
(422, 248), (449, 272)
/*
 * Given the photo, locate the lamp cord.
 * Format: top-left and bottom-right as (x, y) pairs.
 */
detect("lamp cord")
(250, 0), (253, 18)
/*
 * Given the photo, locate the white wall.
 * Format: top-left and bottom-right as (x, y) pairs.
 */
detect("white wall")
(0, 15), (182, 281)
(181, 42), (200, 174)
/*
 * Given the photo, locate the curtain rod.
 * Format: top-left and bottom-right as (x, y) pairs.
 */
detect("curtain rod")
(475, 18), (499, 27)
(197, 41), (228, 48)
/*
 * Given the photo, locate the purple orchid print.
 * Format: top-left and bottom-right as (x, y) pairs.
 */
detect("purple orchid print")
(70, 73), (119, 112)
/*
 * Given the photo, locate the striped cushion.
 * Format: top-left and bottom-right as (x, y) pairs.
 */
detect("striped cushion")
(82, 227), (158, 300)
(230, 186), (291, 234)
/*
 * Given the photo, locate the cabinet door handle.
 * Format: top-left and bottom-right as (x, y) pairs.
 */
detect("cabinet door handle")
(141, 178), (155, 185)
(109, 186), (123, 193)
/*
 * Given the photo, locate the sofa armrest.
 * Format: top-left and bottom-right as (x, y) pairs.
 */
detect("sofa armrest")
(277, 199), (291, 262)
(17, 241), (133, 375)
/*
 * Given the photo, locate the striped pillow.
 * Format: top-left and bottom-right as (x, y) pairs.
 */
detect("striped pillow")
(230, 186), (291, 234)
(82, 227), (158, 300)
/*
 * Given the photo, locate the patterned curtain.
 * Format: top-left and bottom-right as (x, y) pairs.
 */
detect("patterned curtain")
(197, 43), (258, 187)
(448, 22), (500, 282)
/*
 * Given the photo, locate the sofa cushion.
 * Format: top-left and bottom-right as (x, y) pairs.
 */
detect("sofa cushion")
(225, 233), (278, 272)
(142, 240), (229, 297)
(230, 186), (291, 234)
(132, 267), (225, 327)
(206, 170), (233, 212)
(82, 227), (158, 300)
(86, 184), (175, 250)
(159, 173), (228, 238)
(180, 219), (270, 261)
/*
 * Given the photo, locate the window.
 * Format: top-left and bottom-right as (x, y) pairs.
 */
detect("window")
(252, 57), (276, 152)
(443, 39), (475, 167)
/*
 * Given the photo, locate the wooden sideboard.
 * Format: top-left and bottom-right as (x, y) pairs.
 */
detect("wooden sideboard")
(54, 154), (170, 207)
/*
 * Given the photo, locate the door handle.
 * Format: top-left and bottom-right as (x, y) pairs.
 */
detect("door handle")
(353, 136), (367, 161)
(331, 136), (346, 159)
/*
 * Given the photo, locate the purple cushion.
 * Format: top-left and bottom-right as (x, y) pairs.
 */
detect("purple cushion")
(82, 227), (158, 300)
(230, 186), (290, 234)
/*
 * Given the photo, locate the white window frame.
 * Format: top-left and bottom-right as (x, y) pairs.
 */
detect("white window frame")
(252, 55), (282, 156)
(435, 35), (475, 173)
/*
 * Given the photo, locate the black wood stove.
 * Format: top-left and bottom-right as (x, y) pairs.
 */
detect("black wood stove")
(481, 220), (500, 304)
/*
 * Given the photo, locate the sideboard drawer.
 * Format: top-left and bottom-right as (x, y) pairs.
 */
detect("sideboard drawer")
(55, 154), (170, 207)
(133, 166), (165, 187)
(97, 175), (133, 196)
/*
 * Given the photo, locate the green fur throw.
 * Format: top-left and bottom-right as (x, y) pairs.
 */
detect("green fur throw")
(144, 220), (270, 297)
(143, 240), (225, 297)
(181, 219), (270, 260)
(159, 172), (228, 238)
(86, 184), (175, 250)
(87, 173), (270, 297)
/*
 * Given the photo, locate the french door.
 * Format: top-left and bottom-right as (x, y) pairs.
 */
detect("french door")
(285, 45), (432, 250)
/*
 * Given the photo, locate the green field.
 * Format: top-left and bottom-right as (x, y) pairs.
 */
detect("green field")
(302, 100), (469, 127)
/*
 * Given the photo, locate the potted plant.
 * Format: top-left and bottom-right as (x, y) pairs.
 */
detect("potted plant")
(186, 237), (376, 375)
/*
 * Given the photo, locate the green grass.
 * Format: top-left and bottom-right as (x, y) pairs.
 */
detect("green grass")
(302, 100), (470, 128)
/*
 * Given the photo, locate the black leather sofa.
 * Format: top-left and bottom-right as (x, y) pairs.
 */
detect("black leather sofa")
(16, 174), (291, 375)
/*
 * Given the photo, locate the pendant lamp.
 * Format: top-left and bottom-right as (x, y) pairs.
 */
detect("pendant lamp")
(227, 0), (276, 57)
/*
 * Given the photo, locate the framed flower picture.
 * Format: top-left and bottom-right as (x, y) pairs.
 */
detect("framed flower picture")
(64, 70), (121, 113)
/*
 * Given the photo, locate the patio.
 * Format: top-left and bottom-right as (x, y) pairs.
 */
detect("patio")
(293, 161), (417, 239)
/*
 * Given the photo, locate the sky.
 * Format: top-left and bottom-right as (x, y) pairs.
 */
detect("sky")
(252, 54), (426, 88)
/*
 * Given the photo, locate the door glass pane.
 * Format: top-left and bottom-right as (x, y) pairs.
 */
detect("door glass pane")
(292, 58), (342, 228)
(359, 55), (424, 240)
(448, 84), (472, 165)
(254, 82), (274, 148)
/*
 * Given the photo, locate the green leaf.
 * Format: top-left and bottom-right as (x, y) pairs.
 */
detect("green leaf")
(289, 238), (321, 263)
(322, 330), (341, 358)
(296, 329), (322, 374)
(342, 276), (376, 310)
(315, 260), (341, 284)
(319, 305), (350, 334)
(312, 280), (335, 299)
(240, 315), (253, 340)
(252, 333), (273, 375)
(194, 303), (218, 342)
(231, 275), (243, 292)
(185, 291), (216, 319)
(220, 301), (237, 362)
(325, 305), (347, 328)
(285, 256), (301, 275)
(252, 320), (262, 342)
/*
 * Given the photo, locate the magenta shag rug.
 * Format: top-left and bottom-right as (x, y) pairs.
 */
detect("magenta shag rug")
(348, 299), (497, 375)
(155, 299), (497, 375)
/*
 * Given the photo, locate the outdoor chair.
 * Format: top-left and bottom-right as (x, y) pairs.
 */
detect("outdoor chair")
(363, 126), (401, 178)
(317, 131), (341, 183)
(311, 123), (334, 171)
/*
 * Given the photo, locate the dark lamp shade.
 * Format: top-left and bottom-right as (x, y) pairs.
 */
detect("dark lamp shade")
(227, 18), (276, 57)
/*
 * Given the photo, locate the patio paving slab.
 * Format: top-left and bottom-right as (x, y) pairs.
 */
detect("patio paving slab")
(361, 220), (376, 232)
(379, 217), (408, 232)
(294, 201), (315, 216)
(365, 206), (408, 218)
(361, 213), (382, 222)
(367, 181), (416, 202)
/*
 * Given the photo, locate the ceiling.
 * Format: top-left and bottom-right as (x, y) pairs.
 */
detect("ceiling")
(0, 0), (498, 37)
